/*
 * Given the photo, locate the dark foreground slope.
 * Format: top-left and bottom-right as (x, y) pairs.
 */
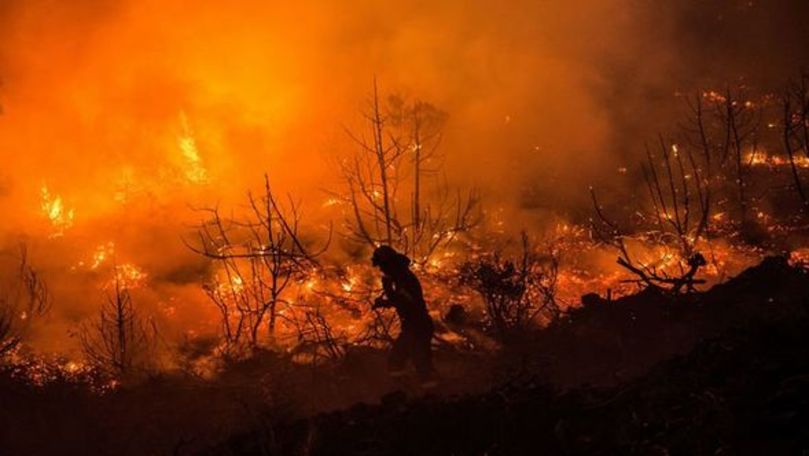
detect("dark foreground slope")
(212, 257), (809, 455)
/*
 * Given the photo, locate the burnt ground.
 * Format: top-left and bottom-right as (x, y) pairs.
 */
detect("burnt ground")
(2, 256), (809, 455)
(210, 257), (809, 455)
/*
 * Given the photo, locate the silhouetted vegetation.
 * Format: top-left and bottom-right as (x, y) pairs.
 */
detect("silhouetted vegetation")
(210, 257), (809, 455)
(336, 82), (480, 264)
(0, 245), (49, 358)
(78, 275), (156, 379)
(187, 175), (329, 357)
(459, 233), (559, 339)
(3, 256), (808, 454)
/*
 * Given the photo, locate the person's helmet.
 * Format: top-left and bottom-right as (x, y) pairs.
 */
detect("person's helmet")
(371, 245), (411, 269)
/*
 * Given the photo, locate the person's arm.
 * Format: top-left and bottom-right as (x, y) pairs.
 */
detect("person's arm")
(373, 276), (396, 309)
(373, 295), (393, 309)
(383, 276), (398, 295)
(381, 282), (416, 311)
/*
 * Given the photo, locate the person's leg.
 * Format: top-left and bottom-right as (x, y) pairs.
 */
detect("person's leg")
(411, 331), (435, 382)
(388, 332), (410, 377)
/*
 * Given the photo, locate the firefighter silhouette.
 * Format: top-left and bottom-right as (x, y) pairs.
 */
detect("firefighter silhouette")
(371, 245), (435, 381)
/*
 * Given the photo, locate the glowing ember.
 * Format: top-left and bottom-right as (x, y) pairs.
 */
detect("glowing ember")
(789, 248), (809, 267)
(703, 90), (727, 103)
(228, 275), (245, 294)
(341, 279), (354, 292)
(109, 263), (148, 290)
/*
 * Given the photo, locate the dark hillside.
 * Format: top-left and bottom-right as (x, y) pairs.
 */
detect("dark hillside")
(212, 257), (809, 455)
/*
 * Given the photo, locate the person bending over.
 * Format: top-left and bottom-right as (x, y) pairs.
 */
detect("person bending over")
(371, 245), (436, 382)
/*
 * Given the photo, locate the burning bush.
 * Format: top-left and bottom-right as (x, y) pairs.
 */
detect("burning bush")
(459, 233), (559, 339)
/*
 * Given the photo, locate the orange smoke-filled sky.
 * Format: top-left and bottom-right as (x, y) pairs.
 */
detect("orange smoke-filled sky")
(2, 0), (808, 219)
(0, 0), (635, 219)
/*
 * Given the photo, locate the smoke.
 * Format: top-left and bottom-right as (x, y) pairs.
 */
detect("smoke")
(0, 1), (647, 208)
(0, 0), (807, 354)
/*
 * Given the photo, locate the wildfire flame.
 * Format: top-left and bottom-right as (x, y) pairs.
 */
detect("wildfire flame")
(110, 263), (148, 290)
(91, 242), (116, 269)
(40, 185), (74, 237)
(178, 112), (209, 184)
(745, 150), (809, 169)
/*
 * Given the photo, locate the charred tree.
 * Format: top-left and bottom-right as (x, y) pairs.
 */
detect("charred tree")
(0, 245), (49, 358)
(337, 81), (480, 264)
(79, 273), (154, 378)
(683, 88), (760, 238)
(591, 135), (710, 294)
(187, 175), (328, 357)
(797, 74), (809, 162)
(782, 93), (809, 210)
(782, 74), (809, 215)
(712, 88), (760, 232)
